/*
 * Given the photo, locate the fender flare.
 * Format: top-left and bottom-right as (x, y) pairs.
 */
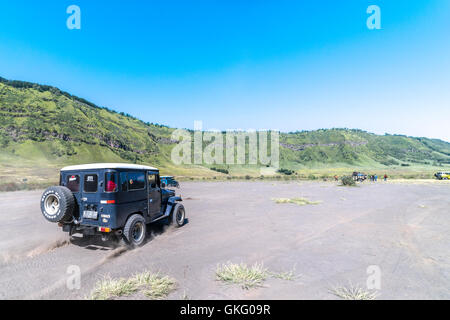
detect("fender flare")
(164, 196), (182, 216)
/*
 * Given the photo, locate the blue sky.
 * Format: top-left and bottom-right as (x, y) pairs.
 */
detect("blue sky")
(0, 0), (449, 141)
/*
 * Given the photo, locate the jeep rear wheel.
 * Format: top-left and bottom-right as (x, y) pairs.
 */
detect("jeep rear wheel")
(40, 186), (75, 223)
(123, 214), (146, 247)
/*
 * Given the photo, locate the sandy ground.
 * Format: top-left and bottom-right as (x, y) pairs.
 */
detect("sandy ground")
(0, 181), (449, 300)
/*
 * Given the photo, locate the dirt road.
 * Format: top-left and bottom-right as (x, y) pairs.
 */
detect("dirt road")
(0, 181), (449, 299)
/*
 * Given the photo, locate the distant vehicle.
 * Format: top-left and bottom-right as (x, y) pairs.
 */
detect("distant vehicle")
(40, 163), (186, 247)
(352, 171), (367, 182)
(161, 176), (180, 188)
(434, 172), (450, 180)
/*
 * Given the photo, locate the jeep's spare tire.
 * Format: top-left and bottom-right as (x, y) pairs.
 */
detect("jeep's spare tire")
(40, 186), (75, 223)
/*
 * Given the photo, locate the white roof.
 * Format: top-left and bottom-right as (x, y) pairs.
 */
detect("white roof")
(61, 163), (158, 171)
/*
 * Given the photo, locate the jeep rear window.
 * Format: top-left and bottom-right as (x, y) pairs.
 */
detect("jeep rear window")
(105, 172), (118, 193)
(66, 175), (80, 192)
(83, 174), (98, 193)
(128, 172), (145, 190)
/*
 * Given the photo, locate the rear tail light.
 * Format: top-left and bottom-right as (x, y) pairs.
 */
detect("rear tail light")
(100, 200), (115, 204)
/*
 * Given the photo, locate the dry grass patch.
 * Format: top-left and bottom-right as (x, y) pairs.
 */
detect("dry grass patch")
(329, 284), (378, 300)
(90, 276), (138, 300)
(216, 262), (269, 289)
(216, 263), (299, 289)
(273, 197), (321, 206)
(139, 272), (177, 299)
(270, 268), (297, 281)
(90, 271), (176, 300)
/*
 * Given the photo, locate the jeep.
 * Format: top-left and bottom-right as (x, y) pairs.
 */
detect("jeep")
(160, 176), (180, 188)
(435, 172), (450, 180)
(40, 163), (186, 246)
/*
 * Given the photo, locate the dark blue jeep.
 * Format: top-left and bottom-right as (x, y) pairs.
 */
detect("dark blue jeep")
(160, 176), (180, 188)
(40, 163), (185, 246)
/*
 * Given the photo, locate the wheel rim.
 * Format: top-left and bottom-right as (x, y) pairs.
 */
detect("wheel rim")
(132, 222), (144, 242)
(176, 208), (184, 224)
(44, 195), (60, 216)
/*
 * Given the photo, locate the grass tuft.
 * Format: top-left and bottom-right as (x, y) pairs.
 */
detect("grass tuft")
(216, 262), (269, 289)
(90, 271), (176, 300)
(273, 197), (321, 206)
(216, 262), (299, 289)
(329, 283), (378, 300)
(138, 272), (177, 299)
(270, 269), (297, 281)
(90, 276), (138, 300)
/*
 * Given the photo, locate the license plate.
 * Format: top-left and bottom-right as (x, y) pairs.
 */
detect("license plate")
(83, 210), (98, 219)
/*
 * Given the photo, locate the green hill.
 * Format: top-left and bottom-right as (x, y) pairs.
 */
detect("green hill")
(279, 129), (450, 168)
(1, 77), (449, 190)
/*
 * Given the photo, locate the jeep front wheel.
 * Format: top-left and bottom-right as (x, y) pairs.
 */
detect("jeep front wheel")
(173, 203), (186, 227)
(40, 186), (75, 223)
(123, 214), (146, 247)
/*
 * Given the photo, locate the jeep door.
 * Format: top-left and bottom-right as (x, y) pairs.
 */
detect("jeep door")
(80, 171), (102, 223)
(147, 171), (162, 218)
(61, 172), (82, 219)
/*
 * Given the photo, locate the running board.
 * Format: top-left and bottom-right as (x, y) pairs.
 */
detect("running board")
(150, 197), (181, 223)
(150, 203), (173, 223)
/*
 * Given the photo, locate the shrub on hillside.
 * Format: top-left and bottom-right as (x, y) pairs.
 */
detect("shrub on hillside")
(277, 168), (294, 175)
(210, 167), (229, 174)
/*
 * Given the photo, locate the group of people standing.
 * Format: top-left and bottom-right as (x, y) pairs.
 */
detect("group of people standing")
(337, 173), (389, 182)
(369, 174), (388, 181)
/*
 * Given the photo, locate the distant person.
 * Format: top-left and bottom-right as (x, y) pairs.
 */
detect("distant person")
(384, 174), (388, 181)
(334, 175), (338, 181)
(374, 175), (378, 182)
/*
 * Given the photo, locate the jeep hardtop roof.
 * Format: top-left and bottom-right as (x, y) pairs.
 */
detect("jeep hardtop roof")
(61, 163), (158, 171)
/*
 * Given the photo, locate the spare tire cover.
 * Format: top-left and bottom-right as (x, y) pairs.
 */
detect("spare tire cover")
(40, 186), (75, 223)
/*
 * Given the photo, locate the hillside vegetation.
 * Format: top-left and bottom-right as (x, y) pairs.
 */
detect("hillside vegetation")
(1, 77), (449, 190)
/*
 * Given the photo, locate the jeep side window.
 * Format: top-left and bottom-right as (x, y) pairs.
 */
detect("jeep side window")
(120, 172), (128, 192)
(83, 174), (98, 193)
(128, 172), (145, 190)
(66, 175), (80, 192)
(105, 172), (118, 193)
(148, 174), (157, 189)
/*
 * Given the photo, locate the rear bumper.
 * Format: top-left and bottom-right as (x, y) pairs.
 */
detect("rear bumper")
(62, 224), (120, 236)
